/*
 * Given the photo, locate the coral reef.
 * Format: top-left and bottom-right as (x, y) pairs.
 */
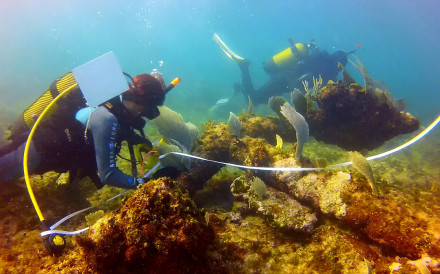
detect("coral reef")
(183, 117), (290, 193)
(306, 80), (420, 150)
(343, 191), (440, 259)
(302, 74), (323, 112)
(274, 161), (440, 259)
(76, 177), (214, 273)
(230, 175), (317, 234)
(240, 114), (296, 145)
(282, 170), (352, 218)
(0, 107), (438, 273)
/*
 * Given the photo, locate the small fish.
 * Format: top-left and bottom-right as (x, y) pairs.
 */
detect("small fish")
(215, 98), (229, 105)
(152, 138), (168, 147)
(349, 151), (378, 196)
(356, 44), (361, 49)
(297, 73), (309, 81)
(275, 134), (283, 149)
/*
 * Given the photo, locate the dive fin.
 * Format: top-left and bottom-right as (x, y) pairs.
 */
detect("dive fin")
(213, 33), (245, 61)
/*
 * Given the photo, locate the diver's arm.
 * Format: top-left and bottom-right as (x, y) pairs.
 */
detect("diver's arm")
(89, 107), (139, 189)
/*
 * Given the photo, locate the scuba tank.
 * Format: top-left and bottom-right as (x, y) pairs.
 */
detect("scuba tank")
(263, 40), (309, 74)
(7, 72), (80, 143)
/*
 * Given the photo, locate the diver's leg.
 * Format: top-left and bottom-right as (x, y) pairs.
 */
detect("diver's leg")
(0, 141), (41, 182)
(238, 60), (256, 99)
(213, 33), (257, 101)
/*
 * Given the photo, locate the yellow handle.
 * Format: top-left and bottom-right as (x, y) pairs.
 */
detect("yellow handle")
(23, 83), (79, 222)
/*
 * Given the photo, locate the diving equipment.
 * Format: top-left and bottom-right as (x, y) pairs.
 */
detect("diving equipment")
(21, 52), (181, 255)
(72, 51), (128, 107)
(263, 41), (309, 74)
(43, 232), (66, 257)
(8, 72), (80, 143)
(213, 33), (245, 62)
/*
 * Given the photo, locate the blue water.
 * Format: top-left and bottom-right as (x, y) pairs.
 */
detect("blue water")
(1, 0), (439, 125)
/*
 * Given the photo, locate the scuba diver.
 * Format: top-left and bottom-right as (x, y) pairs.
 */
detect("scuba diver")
(0, 71), (178, 189)
(214, 33), (352, 105)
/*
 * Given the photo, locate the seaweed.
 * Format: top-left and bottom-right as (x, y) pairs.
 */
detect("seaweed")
(227, 112), (243, 138)
(280, 102), (309, 159)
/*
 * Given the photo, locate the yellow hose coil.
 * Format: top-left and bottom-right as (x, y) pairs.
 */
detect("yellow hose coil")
(23, 83), (79, 221)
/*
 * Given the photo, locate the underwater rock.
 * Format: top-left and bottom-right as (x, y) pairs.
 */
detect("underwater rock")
(273, 157), (304, 192)
(277, 165), (440, 259)
(231, 175), (317, 234)
(76, 178), (214, 273)
(343, 192), (440, 259)
(289, 172), (352, 218)
(183, 122), (234, 193)
(240, 115), (296, 145)
(306, 81), (419, 150)
(184, 120), (286, 194)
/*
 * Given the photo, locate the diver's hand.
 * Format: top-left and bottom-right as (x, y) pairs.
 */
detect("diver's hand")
(135, 177), (147, 186)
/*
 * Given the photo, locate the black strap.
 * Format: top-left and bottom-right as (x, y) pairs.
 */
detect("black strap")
(127, 140), (138, 178)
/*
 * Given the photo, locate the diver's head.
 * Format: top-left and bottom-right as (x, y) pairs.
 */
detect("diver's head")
(122, 73), (165, 119)
(332, 50), (348, 66)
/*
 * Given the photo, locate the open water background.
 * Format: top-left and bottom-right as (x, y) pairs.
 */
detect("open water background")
(0, 0), (439, 125)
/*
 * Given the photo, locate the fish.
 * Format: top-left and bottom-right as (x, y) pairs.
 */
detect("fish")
(276, 134), (283, 149)
(297, 73), (309, 81)
(349, 151), (378, 196)
(215, 98), (229, 105)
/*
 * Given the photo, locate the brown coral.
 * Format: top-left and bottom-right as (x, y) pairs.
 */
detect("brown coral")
(307, 81), (419, 150)
(184, 118), (288, 194)
(76, 178), (214, 273)
(344, 192), (435, 259)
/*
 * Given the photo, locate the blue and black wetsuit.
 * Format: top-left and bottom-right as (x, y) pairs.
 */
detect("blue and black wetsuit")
(0, 99), (145, 189)
(81, 105), (141, 189)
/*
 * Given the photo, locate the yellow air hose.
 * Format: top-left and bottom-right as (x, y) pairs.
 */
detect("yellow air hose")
(23, 83), (79, 222)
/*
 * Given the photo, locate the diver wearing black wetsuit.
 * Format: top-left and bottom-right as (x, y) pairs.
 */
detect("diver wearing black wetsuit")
(237, 47), (350, 105)
(0, 73), (166, 189)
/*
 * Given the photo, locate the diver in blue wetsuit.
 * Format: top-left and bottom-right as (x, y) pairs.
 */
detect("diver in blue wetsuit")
(0, 73), (172, 189)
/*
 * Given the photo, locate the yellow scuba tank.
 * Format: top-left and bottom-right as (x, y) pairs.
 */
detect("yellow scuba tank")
(263, 42), (309, 74)
(8, 72), (79, 142)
